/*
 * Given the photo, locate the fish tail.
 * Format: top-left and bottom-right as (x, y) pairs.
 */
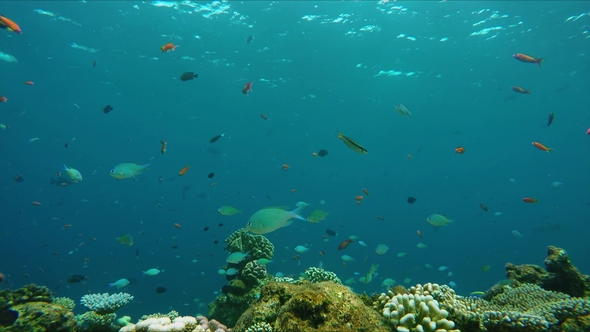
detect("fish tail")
(547, 148), (553, 154)
(537, 58), (544, 68)
(142, 163), (151, 169)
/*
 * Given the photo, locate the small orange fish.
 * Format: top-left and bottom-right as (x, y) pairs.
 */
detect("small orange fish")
(417, 230), (422, 238)
(160, 140), (167, 154)
(0, 96), (7, 102)
(173, 223), (181, 228)
(513, 53), (544, 68)
(312, 152), (318, 157)
(522, 197), (538, 203)
(260, 113), (267, 120)
(242, 81), (253, 95)
(454, 147), (465, 154)
(355, 195), (363, 201)
(338, 239), (353, 251)
(479, 203), (488, 212)
(160, 43), (177, 52)
(532, 141), (553, 153)
(31, 201), (41, 206)
(282, 164), (290, 171)
(62, 224), (72, 229)
(356, 201), (362, 206)
(24, 81), (34, 85)
(179, 165), (190, 176)
(291, 189), (296, 193)
(0, 14), (22, 34)
(511, 86), (531, 94)
(362, 188), (369, 196)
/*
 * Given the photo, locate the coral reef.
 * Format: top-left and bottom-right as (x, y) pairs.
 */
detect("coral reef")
(241, 261), (267, 287)
(377, 282), (590, 332)
(233, 281), (389, 332)
(224, 229), (274, 261)
(54, 297), (75, 311)
(381, 292), (459, 331)
(300, 267), (342, 284)
(0, 284), (76, 331)
(76, 311), (117, 331)
(245, 322), (273, 332)
(208, 286), (261, 328)
(505, 246), (590, 297)
(118, 315), (232, 332)
(80, 292), (134, 314)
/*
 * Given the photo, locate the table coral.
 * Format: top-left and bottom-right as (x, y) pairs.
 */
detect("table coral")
(80, 292), (134, 314)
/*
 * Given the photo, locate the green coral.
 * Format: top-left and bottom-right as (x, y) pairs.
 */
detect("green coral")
(75, 311), (116, 331)
(4, 301), (76, 332)
(224, 228), (274, 261)
(246, 321), (273, 332)
(301, 267), (341, 284)
(54, 297), (75, 311)
(0, 283), (53, 310)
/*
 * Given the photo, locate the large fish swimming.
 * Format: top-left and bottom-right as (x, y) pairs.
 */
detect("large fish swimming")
(246, 201), (309, 234)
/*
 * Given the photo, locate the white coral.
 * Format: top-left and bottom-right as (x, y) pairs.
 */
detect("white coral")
(382, 292), (459, 332)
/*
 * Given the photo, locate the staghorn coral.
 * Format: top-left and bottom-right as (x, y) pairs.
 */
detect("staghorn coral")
(301, 267), (341, 284)
(242, 261), (268, 287)
(505, 246), (590, 297)
(224, 228), (274, 261)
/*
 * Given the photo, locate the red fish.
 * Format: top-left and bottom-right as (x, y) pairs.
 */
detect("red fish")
(160, 43), (177, 52)
(24, 81), (34, 85)
(522, 197), (538, 203)
(242, 81), (253, 95)
(0, 15), (21, 34)
(0, 96), (7, 102)
(479, 203), (488, 212)
(338, 239), (353, 251)
(513, 53), (544, 68)
(179, 165), (190, 176)
(511, 86), (530, 94)
(454, 147), (465, 154)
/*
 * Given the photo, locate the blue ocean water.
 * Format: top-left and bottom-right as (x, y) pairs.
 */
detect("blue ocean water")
(1, 0), (589, 321)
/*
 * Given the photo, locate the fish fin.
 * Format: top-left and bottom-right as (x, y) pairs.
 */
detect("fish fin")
(537, 58), (544, 68)
(282, 219), (294, 227)
(62, 164), (68, 170)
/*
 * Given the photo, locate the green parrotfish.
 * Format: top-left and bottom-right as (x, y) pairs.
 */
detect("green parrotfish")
(426, 214), (453, 227)
(246, 201), (309, 234)
(217, 205), (241, 216)
(110, 163), (149, 180)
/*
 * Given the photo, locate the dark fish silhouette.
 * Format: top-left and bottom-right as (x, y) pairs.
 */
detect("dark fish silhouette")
(246, 35), (253, 43)
(67, 274), (88, 283)
(103, 105), (113, 114)
(547, 113), (554, 127)
(156, 285), (167, 293)
(13, 174), (23, 182)
(210, 133), (225, 143)
(317, 149), (328, 157)
(407, 197), (417, 204)
(325, 229), (337, 236)
(208, 172), (214, 179)
(180, 72), (198, 81)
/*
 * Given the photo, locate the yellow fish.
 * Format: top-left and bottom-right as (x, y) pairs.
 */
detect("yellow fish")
(217, 205), (242, 216)
(306, 209), (329, 223)
(110, 163), (149, 180)
(426, 214), (452, 227)
(246, 201), (309, 234)
(63, 164), (83, 181)
(116, 234), (134, 246)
